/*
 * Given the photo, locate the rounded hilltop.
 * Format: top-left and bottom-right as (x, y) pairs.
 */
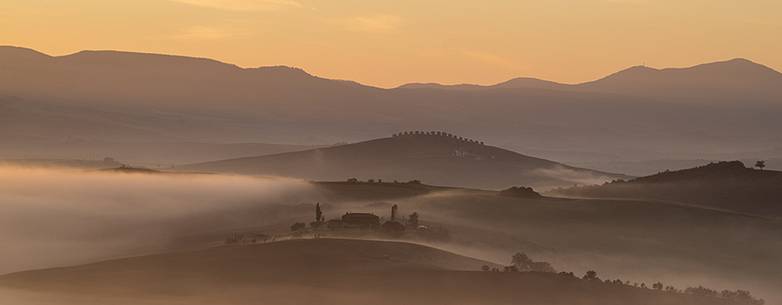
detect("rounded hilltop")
(184, 130), (626, 190)
(632, 160), (775, 184)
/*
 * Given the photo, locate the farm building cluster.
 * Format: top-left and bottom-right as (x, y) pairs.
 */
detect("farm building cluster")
(296, 203), (448, 239)
(225, 203), (449, 245)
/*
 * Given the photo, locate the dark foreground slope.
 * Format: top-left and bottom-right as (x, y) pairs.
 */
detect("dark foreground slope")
(184, 133), (625, 189)
(554, 161), (782, 217)
(0, 239), (743, 305)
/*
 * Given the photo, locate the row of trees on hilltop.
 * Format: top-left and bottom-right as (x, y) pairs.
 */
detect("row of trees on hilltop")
(570, 271), (764, 304)
(392, 131), (485, 145)
(346, 177), (422, 184)
(481, 252), (556, 273)
(480, 255), (765, 305)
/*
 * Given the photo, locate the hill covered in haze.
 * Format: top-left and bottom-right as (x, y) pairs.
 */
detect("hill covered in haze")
(2, 46), (782, 170)
(398, 58), (782, 103)
(183, 132), (626, 189)
(0, 239), (754, 305)
(309, 180), (782, 303)
(0, 139), (320, 167)
(554, 161), (782, 217)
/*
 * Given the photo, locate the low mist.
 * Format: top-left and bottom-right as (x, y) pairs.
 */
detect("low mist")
(378, 189), (782, 304)
(533, 165), (617, 190)
(0, 165), (316, 274)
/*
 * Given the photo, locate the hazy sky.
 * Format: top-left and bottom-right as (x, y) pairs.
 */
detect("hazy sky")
(2, 0), (780, 87)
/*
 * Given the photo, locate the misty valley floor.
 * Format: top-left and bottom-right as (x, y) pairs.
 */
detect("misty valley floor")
(1, 167), (780, 304)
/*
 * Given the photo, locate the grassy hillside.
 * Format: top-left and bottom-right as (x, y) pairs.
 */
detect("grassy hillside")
(184, 133), (626, 190)
(552, 161), (782, 217)
(304, 182), (782, 303)
(0, 239), (749, 305)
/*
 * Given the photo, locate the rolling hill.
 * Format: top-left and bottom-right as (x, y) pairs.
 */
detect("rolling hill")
(553, 161), (782, 217)
(3, 46), (782, 171)
(0, 239), (751, 305)
(1, 168), (779, 303)
(307, 181), (782, 304)
(182, 132), (627, 190)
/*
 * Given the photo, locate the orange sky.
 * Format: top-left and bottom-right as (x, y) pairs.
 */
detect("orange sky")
(2, 0), (781, 88)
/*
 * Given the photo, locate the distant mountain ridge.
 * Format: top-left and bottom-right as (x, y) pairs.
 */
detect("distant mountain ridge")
(5, 46), (780, 100)
(398, 58), (782, 102)
(183, 132), (627, 190)
(2, 45), (782, 167)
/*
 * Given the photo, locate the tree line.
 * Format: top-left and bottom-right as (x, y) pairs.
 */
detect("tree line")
(480, 252), (764, 305)
(393, 130), (485, 145)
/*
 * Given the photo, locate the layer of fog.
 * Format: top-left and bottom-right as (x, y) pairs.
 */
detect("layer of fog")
(533, 165), (618, 190)
(381, 189), (782, 304)
(2, 165), (779, 303)
(0, 165), (316, 274)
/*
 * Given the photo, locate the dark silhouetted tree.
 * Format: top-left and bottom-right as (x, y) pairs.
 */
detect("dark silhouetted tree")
(510, 252), (555, 272)
(315, 202), (324, 223)
(408, 212), (419, 227)
(558, 272), (576, 278)
(721, 289), (765, 305)
(755, 160), (766, 170)
(511, 253), (530, 267)
(290, 222), (306, 231)
(685, 286), (718, 297)
(583, 270), (598, 280)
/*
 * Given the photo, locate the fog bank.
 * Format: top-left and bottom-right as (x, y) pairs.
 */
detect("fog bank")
(0, 166), (315, 274)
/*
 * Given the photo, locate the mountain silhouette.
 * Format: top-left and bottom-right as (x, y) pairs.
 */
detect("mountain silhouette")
(183, 132), (626, 190)
(399, 58), (782, 103)
(398, 78), (569, 91)
(3, 46), (782, 166)
(492, 77), (571, 90)
(576, 58), (782, 102)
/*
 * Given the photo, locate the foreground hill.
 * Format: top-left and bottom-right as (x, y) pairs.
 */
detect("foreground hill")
(553, 161), (782, 217)
(3, 46), (782, 169)
(0, 239), (747, 305)
(183, 132), (626, 189)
